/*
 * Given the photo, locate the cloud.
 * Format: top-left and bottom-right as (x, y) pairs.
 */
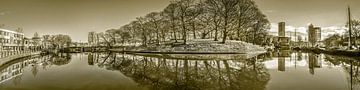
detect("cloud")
(0, 12), (5, 15)
(0, 11), (11, 16)
(265, 10), (277, 13)
(269, 23), (307, 34)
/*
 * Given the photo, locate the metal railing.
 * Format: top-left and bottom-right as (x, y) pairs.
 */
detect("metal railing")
(0, 49), (40, 59)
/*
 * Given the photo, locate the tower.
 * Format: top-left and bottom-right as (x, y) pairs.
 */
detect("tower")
(315, 27), (321, 42)
(278, 22), (285, 37)
(308, 24), (317, 47)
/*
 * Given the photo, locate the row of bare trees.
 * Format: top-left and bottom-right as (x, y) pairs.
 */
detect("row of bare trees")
(41, 34), (72, 50)
(101, 0), (270, 47)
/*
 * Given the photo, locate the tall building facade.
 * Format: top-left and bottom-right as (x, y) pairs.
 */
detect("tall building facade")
(315, 27), (322, 42)
(278, 22), (285, 37)
(0, 28), (25, 51)
(273, 22), (290, 50)
(308, 24), (321, 47)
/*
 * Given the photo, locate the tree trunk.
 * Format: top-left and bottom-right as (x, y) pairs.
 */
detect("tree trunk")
(221, 16), (228, 44)
(181, 16), (187, 44)
(213, 15), (219, 41)
(171, 15), (178, 43)
(142, 29), (147, 46)
(192, 22), (196, 39)
(156, 29), (160, 45)
(237, 19), (242, 41)
(214, 27), (218, 41)
(201, 33), (206, 39)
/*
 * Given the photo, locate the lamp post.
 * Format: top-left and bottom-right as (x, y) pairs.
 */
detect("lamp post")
(347, 6), (353, 50)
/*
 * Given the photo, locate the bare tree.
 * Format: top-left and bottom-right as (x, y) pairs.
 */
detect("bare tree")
(163, 3), (179, 42)
(346, 19), (360, 45)
(145, 12), (163, 45)
(216, 0), (240, 43)
(99, 0), (270, 46)
(173, 0), (199, 44)
(235, 0), (256, 41)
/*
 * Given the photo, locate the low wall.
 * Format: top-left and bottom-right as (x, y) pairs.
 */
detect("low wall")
(0, 51), (41, 66)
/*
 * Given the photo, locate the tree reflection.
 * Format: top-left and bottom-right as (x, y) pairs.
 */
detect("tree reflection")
(92, 53), (270, 90)
(31, 63), (38, 77)
(324, 55), (360, 90)
(49, 53), (72, 66)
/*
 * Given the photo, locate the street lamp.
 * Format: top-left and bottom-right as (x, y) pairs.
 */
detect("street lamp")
(347, 6), (353, 50)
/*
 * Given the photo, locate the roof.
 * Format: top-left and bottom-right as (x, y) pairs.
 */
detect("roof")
(0, 28), (25, 35)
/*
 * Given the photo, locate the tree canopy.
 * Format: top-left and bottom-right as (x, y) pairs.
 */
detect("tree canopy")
(98, 0), (270, 46)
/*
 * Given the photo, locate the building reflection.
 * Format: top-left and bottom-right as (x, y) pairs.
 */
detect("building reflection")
(0, 53), (71, 84)
(0, 52), (359, 90)
(269, 51), (325, 75)
(88, 53), (271, 90)
(86, 51), (355, 90)
(324, 55), (360, 90)
(278, 57), (285, 71)
(308, 53), (322, 75)
(0, 56), (47, 83)
(272, 51), (291, 72)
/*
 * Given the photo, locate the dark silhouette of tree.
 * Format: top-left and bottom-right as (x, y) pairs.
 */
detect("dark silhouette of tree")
(98, 0), (270, 47)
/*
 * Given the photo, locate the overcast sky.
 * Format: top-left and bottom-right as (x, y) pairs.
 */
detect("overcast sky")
(0, 0), (359, 41)
(255, 0), (360, 39)
(0, 0), (170, 42)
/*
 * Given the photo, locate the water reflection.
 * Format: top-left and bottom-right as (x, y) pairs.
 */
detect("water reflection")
(324, 55), (360, 90)
(0, 54), (71, 84)
(263, 51), (360, 90)
(88, 52), (360, 90)
(0, 52), (359, 90)
(88, 53), (270, 90)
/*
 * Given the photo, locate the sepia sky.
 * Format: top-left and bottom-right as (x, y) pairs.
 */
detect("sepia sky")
(255, 0), (360, 39)
(0, 0), (170, 42)
(0, 0), (359, 41)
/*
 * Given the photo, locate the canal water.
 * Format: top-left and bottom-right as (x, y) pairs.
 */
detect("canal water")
(0, 52), (359, 90)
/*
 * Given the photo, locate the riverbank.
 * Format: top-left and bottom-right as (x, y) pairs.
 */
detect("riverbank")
(109, 39), (266, 60)
(0, 51), (41, 66)
(297, 47), (360, 58)
(112, 39), (266, 54)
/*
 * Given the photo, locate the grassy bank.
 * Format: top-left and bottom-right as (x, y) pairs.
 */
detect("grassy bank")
(116, 39), (266, 54)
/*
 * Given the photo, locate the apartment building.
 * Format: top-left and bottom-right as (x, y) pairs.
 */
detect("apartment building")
(0, 28), (25, 51)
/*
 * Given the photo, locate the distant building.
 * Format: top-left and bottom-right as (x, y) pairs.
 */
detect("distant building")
(307, 24), (322, 47)
(315, 27), (322, 42)
(23, 37), (35, 50)
(308, 24), (316, 47)
(0, 28), (25, 51)
(273, 22), (290, 50)
(278, 22), (285, 37)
